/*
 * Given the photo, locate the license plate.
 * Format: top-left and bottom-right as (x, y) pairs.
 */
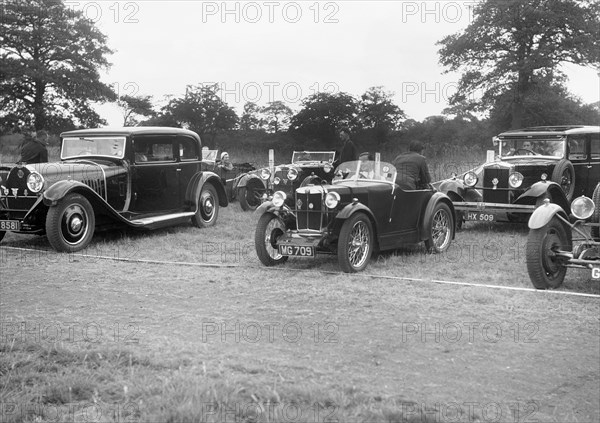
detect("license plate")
(278, 244), (315, 257)
(0, 220), (21, 231)
(592, 267), (600, 280)
(465, 212), (497, 222)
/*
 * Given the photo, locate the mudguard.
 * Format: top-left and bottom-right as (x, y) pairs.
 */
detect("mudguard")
(420, 192), (456, 242)
(255, 201), (294, 224)
(187, 171), (229, 208)
(336, 202), (376, 223)
(516, 181), (569, 213)
(42, 180), (134, 226)
(438, 178), (466, 202)
(528, 201), (569, 229)
(237, 173), (263, 189)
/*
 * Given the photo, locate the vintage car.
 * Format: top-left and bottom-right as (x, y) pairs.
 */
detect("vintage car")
(0, 127), (228, 252)
(525, 183), (600, 289)
(239, 151), (337, 211)
(436, 125), (599, 226)
(254, 157), (456, 273)
(201, 149), (258, 207)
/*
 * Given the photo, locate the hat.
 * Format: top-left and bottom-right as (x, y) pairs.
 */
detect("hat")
(221, 152), (229, 160)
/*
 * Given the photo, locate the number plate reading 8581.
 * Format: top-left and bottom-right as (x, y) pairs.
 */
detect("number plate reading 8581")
(0, 220), (21, 231)
(278, 244), (315, 257)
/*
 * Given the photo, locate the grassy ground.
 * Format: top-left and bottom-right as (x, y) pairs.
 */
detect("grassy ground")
(1, 204), (599, 422)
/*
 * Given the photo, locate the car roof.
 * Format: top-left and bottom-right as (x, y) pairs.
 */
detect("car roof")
(60, 126), (201, 140)
(498, 125), (600, 137)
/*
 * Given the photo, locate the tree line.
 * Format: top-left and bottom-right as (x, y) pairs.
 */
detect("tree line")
(1, 0), (598, 150)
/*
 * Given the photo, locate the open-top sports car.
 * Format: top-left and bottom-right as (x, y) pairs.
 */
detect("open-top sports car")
(238, 151), (336, 211)
(525, 183), (600, 289)
(0, 127), (227, 252)
(254, 157), (456, 272)
(201, 149), (258, 206)
(436, 125), (599, 226)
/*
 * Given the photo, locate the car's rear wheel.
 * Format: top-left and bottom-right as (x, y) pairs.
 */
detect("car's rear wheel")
(592, 184), (600, 241)
(255, 212), (288, 266)
(526, 217), (570, 289)
(192, 183), (219, 227)
(424, 203), (454, 253)
(338, 212), (373, 273)
(551, 159), (575, 202)
(239, 178), (264, 211)
(46, 193), (95, 252)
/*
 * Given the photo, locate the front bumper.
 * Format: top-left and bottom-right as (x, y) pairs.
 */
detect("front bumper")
(454, 202), (535, 214)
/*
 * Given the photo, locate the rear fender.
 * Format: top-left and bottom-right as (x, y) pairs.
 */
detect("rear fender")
(187, 171), (229, 208)
(518, 181), (569, 213)
(420, 192), (456, 242)
(528, 201), (569, 230)
(438, 179), (466, 201)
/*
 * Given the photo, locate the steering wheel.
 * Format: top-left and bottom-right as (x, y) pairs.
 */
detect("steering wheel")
(514, 148), (538, 156)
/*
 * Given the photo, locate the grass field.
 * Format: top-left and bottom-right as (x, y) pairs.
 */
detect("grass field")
(1, 201), (599, 422)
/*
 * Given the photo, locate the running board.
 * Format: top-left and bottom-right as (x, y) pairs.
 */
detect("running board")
(130, 212), (195, 227)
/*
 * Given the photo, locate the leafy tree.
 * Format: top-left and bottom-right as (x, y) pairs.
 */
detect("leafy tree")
(0, 0), (115, 131)
(239, 101), (263, 131)
(289, 92), (358, 146)
(160, 84), (238, 146)
(358, 86), (405, 144)
(438, 0), (600, 128)
(262, 101), (292, 133)
(119, 95), (156, 126)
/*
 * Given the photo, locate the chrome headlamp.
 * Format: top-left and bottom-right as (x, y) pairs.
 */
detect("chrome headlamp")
(27, 171), (44, 193)
(463, 171), (478, 187)
(323, 164), (332, 173)
(571, 196), (595, 220)
(272, 191), (287, 207)
(273, 176), (281, 185)
(325, 192), (340, 209)
(508, 172), (523, 188)
(259, 168), (271, 180)
(287, 167), (299, 181)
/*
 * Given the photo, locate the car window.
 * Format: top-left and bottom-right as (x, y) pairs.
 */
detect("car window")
(134, 137), (174, 163)
(568, 135), (587, 160)
(591, 134), (600, 160)
(179, 137), (198, 161)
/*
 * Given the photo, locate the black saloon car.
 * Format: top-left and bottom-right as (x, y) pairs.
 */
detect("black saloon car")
(240, 151), (337, 211)
(526, 183), (600, 289)
(436, 126), (599, 225)
(0, 127), (228, 251)
(254, 158), (456, 272)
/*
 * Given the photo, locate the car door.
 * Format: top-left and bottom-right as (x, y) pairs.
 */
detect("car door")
(567, 134), (589, 198)
(176, 135), (201, 206)
(130, 135), (180, 213)
(384, 188), (434, 248)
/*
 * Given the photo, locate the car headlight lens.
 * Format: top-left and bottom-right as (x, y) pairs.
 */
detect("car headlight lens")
(259, 168), (271, 180)
(323, 164), (332, 173)
(540, 173), (547, 181)
(272, 191), (286, 207)
(27, 171), (44, 193)
(287, 167), (299, 181)
(325, 192), (340, 209)
(463, 171), (478, 187)
(571, 196), (595, 220)
(273, 177), (281, 185)
(508, 172), (523, 188)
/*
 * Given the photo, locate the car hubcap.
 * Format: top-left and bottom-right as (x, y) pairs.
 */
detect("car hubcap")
(348, 221), (369, 268)
(265, 218), (285, 260)
(201, 193), (214, 220)
(432, 209), (451, 250)
(62, 204), (88, 244)
(560, 171), (572, 194)
(542, 231), (562, 277)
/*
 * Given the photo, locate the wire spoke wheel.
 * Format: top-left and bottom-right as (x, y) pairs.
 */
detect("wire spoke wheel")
(338, 213), (373, 273)
(424, 202), (453, 253)
(255, 213), (288, 266)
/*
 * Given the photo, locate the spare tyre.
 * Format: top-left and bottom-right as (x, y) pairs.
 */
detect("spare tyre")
(551, 159), (575, 202)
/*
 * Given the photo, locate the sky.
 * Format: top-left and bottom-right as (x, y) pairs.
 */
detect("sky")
(75, 0), (600, 125)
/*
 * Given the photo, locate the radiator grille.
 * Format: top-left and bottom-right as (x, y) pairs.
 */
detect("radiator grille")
(296, 191), (323, 231)
(482, 168), (509, 203)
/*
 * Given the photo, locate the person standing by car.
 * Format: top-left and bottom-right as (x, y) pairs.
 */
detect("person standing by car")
(335, 127), (358, 166)
(393, 140), (431, 190)
(19, 129), (49, 163)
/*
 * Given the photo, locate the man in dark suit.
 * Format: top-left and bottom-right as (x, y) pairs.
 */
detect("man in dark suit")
(393, 140), (431, 190)
(20, 130), (49, 163)
(335, 127), (358, 167)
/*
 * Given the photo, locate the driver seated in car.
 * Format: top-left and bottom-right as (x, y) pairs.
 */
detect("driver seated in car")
(358, 152), (375, 179)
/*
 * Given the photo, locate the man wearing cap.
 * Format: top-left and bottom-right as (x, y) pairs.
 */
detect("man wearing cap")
(393, 140), (431, 190)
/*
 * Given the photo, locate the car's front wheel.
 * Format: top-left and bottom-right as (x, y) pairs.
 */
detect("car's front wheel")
(192, 183), (219, 228)
(424, 202), (454, 253)
(338, 212), (373, 273)
(46, 193), (95, 252)
(255, 212), (288, 266)
(526, 217), (570, 289)
(239, 178), (264, 211)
